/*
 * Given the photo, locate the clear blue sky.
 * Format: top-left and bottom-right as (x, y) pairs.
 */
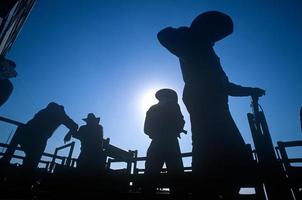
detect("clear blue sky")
(0, 0), (301, 166)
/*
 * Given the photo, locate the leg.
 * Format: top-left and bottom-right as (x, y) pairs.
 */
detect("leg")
(190, 112), (221, 199)
(165, 139), (184, 196)
(143, 141), (165, 195)
(22, 141), (46, 171)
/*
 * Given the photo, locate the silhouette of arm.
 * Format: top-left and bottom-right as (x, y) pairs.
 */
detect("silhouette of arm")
(144, 109), (153, 138)
(61, 115), (78, 132)
(144, 106), (158, 139)
(176, 105), (185, 133)
(99, 125), (104, 149)
(227, 82), (253, 96)
(60, 109), (78, 143)
(157, 27), (190, 58)
(71, 127), (82, 140)
(228, 82), (265, 97)
(100, 125), (103, 139)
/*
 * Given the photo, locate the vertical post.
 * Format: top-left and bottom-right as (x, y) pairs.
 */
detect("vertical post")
(65, 141), (75, 167)
(248, 96), (293, 200)
(49, 148), (59, 173)
(133, 150), (138, 175)
(126, 150), (135, 175)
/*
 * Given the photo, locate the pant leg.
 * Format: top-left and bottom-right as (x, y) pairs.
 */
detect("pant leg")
(144, 140), (165, 195)
(22, 140), (47, 171)
(165, 139), (184, 196)
(183, 97), (221, 199)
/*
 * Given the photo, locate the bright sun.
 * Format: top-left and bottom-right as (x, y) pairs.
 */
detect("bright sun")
(140, 88), (159, 113)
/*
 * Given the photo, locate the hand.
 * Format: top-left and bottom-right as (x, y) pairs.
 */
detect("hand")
(64, 133), (71, 144)
(251, 88), (265, 98)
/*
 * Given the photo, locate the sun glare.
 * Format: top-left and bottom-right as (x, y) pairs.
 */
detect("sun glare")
(140, 88), (159, 113)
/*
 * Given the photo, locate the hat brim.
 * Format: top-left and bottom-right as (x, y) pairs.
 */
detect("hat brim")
(82, 117), (100, 123)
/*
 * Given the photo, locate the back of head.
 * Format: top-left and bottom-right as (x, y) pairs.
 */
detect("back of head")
(47, 102), (60, 108)
(46, 102), (64, 113)
(190, 11), (233, 43)
(155, 88), (178, 103)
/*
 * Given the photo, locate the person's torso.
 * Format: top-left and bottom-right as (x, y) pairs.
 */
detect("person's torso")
(25, 108), (65, 140)
(147, 103), (183, 140)
(77, 125), (103, 152)
(180, 48), (229, 107)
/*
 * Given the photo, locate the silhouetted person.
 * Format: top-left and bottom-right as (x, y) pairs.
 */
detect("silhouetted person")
(0, 102), (78, 171)
(143, 88), (185, 195)
(0, 56), (17, 107)
(64, 113), (105, 174)
(157, 11), (265, 199)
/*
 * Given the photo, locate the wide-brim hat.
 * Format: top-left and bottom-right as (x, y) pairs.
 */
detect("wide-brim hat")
(155, 88), (178, 102)
(0, 56), (16, 69)
(83, 113), (100, 123)
(189, 11), (233, 43)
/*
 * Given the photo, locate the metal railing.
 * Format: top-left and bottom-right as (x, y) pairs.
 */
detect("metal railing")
(49, 141), (75, 172)
(0, 142), (68, 170)
(0, 115), (76, 172)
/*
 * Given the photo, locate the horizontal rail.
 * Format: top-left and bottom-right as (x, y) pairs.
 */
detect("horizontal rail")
(135, 166), (192, 172)
(0, 116), (24, 126)
(0, 142), (66, 160)
(109, 152), (192, 163)
(286, 158), (302, 163)
(0, 152), (51, 165)
(277, 140), (302, 148)
(55, 141), (75, 151)
(133, 152), (192, 162)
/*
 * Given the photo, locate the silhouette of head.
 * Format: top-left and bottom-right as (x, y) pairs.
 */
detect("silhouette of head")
(47, 102), (60, 109)
(0, 56), (17, 78)
(83, 113), (100, 124)
(155, 89), (178, 103)
(189, 11), (233, 43)
(0, 79), (13, 107)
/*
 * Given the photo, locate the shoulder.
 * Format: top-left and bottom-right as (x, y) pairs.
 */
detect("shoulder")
(78, 125), (86, 132)
(147, 104), (160, 113)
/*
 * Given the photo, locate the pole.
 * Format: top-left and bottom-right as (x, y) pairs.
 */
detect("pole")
(247, 96), (293, 200)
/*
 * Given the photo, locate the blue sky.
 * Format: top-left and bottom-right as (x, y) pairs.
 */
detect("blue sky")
(0, 0), (301, 166)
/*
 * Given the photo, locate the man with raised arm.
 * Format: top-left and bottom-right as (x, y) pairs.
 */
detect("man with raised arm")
(0, 102), (78, 171)
(157, 11), (265, 198)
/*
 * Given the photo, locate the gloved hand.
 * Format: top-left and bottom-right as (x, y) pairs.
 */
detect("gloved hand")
(251, 87), (265, 97)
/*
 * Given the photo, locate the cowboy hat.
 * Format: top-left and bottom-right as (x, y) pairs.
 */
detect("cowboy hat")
(83, 113), (100, 123)
(155, 88), (178, 102)
(189, 11), (233, 42)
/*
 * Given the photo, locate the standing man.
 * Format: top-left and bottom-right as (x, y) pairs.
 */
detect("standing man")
(143, 88), (185, 195)
(0, 102), (78, 171)
(157, 11), (265, 198)
(64, 113), (105, 174)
